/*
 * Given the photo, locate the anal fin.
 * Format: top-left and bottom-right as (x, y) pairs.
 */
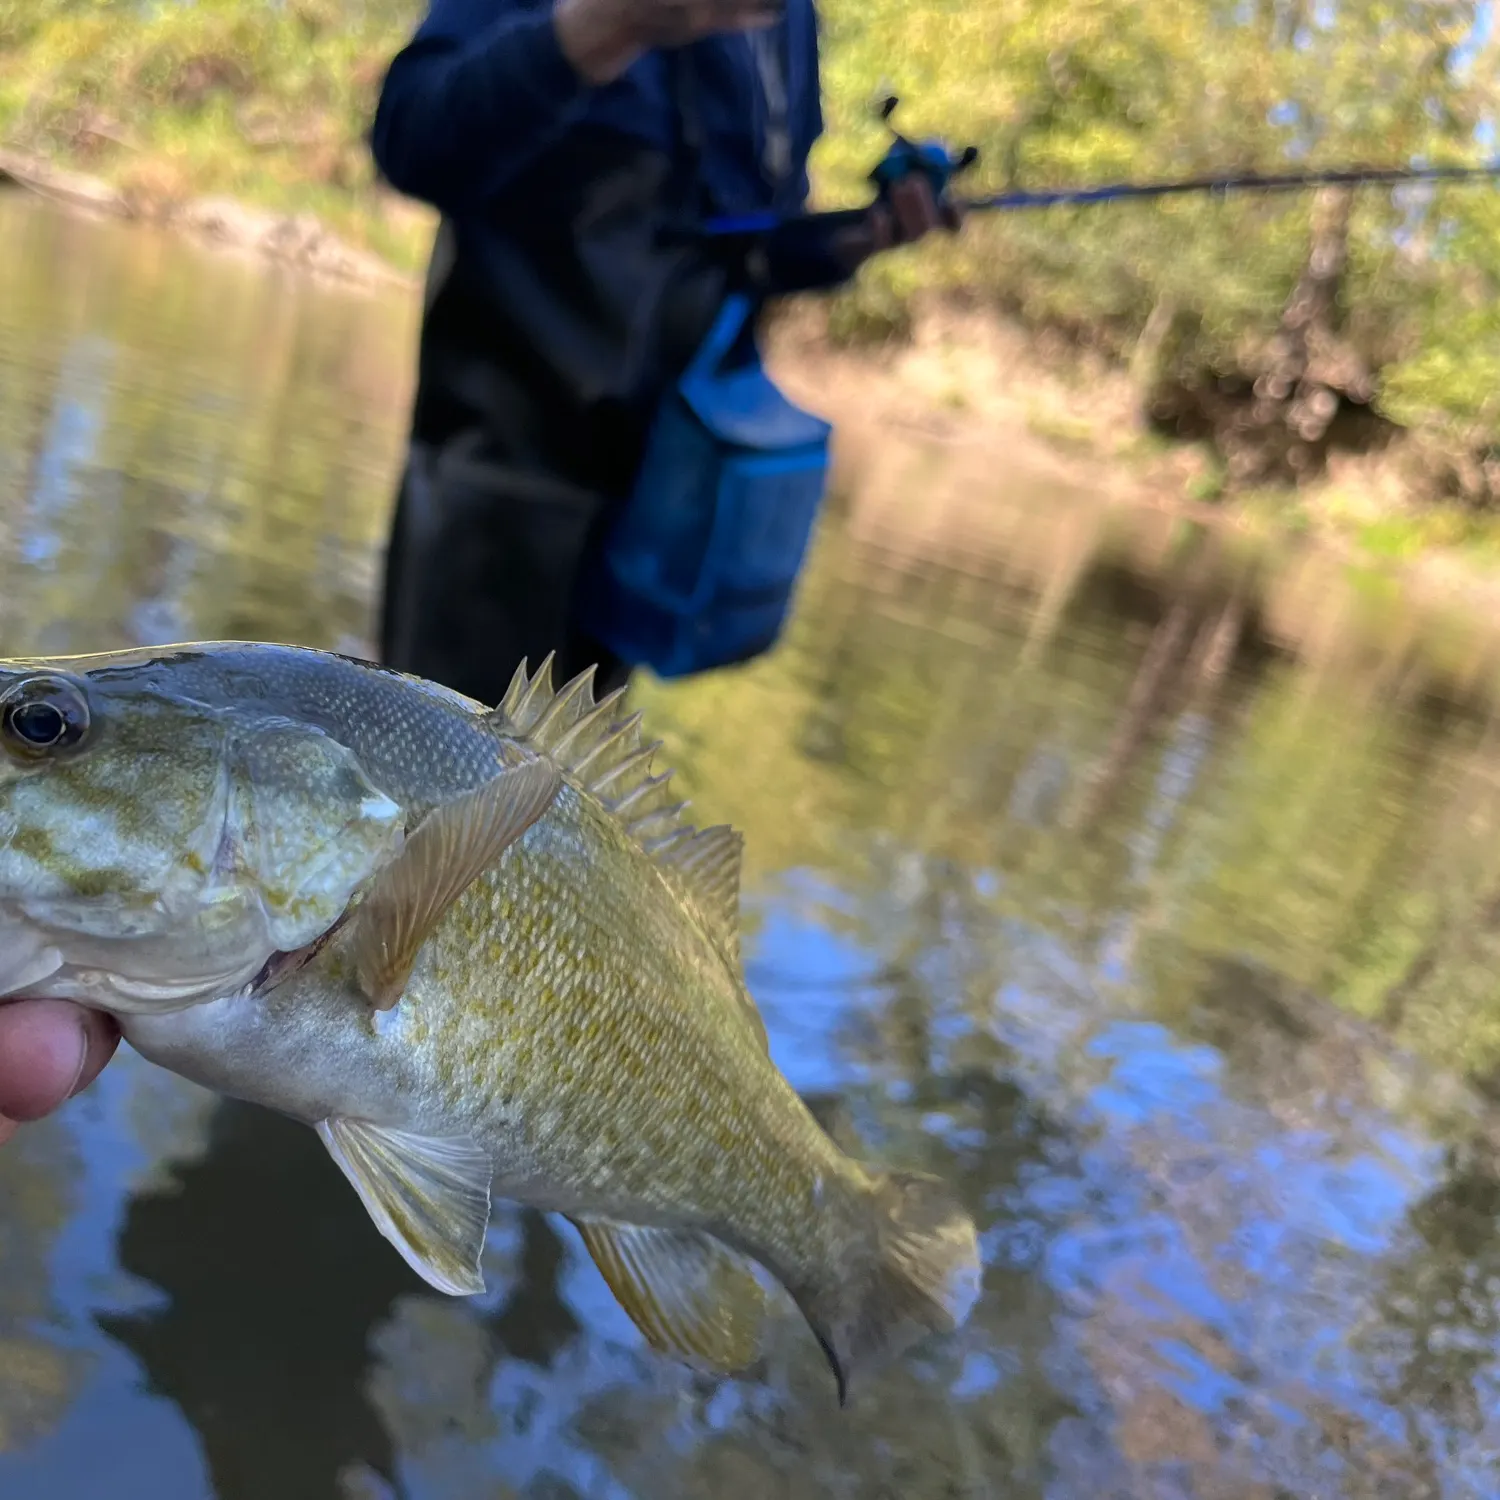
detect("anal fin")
(351, 751), (561, 1010)
(570, 1218), (770, 1374)
(318, 1118), (493, 1296)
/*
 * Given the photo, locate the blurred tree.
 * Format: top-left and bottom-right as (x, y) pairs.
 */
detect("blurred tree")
(3, 0), (1500, 482)
(815, 0), (1500, 493)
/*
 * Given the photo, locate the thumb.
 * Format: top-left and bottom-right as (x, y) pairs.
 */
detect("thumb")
(0, 1001), (119, 1124)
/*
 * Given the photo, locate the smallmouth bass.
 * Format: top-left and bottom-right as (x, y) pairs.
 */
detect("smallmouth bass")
(0, 642), (980, 1399)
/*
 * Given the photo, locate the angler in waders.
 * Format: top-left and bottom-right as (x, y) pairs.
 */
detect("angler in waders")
(370, 0), (961, 706)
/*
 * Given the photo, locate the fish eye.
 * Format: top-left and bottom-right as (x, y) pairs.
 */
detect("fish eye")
(0, 676), (92, 759)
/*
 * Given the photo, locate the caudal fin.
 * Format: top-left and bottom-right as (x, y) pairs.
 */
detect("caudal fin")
(799, 1171), (981, 1405)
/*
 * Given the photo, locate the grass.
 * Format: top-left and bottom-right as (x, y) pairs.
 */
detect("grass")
(0, 0), (437, 273)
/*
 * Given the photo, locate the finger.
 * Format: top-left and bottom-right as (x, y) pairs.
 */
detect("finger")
(0, 1001), (119, 1122)
(72, 1009), (119, 1097)
(911, 181), (944, 235)
(864, 203), (895, 253)
(688, 0), (779, 35)
(888, 177), (936, 243)
(0, 1116), (15, 1148)
(830, 220), (879, 271)
(886, 178), (918, 241)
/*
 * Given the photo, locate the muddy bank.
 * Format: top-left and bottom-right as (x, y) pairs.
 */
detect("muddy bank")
(0, 148), (411, 289)
(766, 301), (1500, 635)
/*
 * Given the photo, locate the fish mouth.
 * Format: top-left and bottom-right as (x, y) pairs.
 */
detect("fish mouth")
(0, 918), (340, 1016)
(0, 894), (279, 1016)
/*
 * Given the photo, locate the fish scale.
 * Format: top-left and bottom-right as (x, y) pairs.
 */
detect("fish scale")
(0, 640), (980, 1402)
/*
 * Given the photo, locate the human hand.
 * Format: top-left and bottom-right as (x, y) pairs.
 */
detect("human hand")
(832, 172), (965, 272)
(0, 1000), (119, 1145)
(555, 0), (783, 86)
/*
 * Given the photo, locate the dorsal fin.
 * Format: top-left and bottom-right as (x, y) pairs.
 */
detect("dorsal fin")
(486, 657), (755, 1012)
(489, 655), (683, 841)
(649, 824), (744, 972)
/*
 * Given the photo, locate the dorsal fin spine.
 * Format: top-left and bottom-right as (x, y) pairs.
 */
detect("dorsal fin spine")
(590, 744), (658, 792)
(528, 670), (594, 742)
(572, 713), (646, 777)
(550, 690), (627, 761)
(484, 660), (749, 984)
(613, 775), (674, 816)
(626, 812), (672, 838)
(643, 829), (695, 857)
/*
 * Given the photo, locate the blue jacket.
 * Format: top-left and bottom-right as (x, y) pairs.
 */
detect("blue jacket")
(371, 0), (851, 294)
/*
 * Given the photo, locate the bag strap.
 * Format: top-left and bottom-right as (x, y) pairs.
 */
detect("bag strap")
(664, 36), (792, 357)
(666, 48), (711, 219)
(747, 28), (793, 206)
(684, 292), (755, 381)
(667, 29), (797, 216)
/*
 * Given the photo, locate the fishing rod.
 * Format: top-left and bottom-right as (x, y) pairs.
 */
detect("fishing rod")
(702, 95), (1500, 241)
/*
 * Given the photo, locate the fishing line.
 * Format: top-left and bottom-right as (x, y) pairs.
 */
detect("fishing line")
(700, 95), (1500, 239)
(705, 161), (1500, 237)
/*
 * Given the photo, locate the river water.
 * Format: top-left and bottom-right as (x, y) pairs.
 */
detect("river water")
(1, 190), (1499, 1500)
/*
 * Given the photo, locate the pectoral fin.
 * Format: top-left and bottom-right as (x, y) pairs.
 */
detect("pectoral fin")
(318, 1118), (494, 1296)
(351, 752), (561, 1010)
(570, 1218), (770, 1373)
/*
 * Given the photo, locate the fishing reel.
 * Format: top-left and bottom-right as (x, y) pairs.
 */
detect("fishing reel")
(866, 96), (980, 206)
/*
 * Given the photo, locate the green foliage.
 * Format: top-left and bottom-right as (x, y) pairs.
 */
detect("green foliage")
(813, 0), (1500, 471)
(0, 0), (426, 265)
(1382, 307), (1500, 439)
(4, 0), (1500, 478)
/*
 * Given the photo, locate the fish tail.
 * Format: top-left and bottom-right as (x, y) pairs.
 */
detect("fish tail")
(799, 1171), (981, 1406)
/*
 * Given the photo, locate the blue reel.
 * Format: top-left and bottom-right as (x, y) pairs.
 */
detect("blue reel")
(867, 95), (979, 203)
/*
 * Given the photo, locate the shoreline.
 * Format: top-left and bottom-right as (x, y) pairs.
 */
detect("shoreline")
(7, 154), (1500, 624)
(0, 148), (416, 289)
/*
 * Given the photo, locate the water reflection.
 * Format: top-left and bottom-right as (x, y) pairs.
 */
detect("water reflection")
(98, 1103), (411, 1500)
(2, 190), (1500, 1497)
(0, 191), (410, 660)
(0, 1118), (86, 1456)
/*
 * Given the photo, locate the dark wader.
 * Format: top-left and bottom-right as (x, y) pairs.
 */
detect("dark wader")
(377, 117), (728, 709)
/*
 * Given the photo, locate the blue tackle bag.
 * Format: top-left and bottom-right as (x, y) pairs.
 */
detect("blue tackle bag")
(577, 292), (832, 679)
